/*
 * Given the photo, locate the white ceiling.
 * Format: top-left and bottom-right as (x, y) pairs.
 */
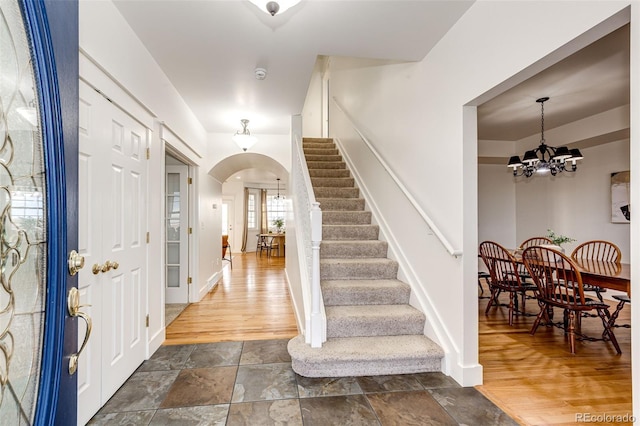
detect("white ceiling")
(113, 0), (474, 135)
(112, 1), (629, 153)
(478, 23), (630, 142)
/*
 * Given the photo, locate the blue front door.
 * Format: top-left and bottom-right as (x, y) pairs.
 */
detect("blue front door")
(0, 0), (79, 424)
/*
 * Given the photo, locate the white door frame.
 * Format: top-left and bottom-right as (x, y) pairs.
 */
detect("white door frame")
(164, 143), (197, 303)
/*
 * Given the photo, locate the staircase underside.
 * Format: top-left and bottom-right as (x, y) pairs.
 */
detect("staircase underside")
(289, 137), (444, 377)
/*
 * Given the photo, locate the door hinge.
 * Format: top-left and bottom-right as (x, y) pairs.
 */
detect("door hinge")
(188, 177), (193, 184)
(146, 147), (150, 159)
(146, 232), (150, 243)
(188, 277), (192, 285)
(189, 227), (192, 234)
(145, 314), (150, 328)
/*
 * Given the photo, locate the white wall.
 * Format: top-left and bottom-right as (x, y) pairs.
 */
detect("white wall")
(301, 58), (324, 138)
(478, 164), (517, 248)
(328, 1), (633, 387)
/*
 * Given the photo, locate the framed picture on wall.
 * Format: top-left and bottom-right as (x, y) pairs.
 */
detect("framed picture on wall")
(611, 171), (630, 223)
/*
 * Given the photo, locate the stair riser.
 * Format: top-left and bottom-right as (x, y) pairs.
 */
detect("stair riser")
(323, 225), (379, 240)
(314, 188), (359, 198)
(320, 262), (398, 280)
(307, 162), (346, 170)
(311, 178), (354, 187)
(322, 211), (372, 225)
(288, 335), (444, 378)
(320, 241), (388, 259)
(326, 315), (424, 338)
(309, 169), (351, 178)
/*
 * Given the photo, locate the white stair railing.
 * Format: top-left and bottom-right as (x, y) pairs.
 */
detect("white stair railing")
(291, 126), (325, 348)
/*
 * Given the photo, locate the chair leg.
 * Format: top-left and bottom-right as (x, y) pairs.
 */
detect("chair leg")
(598, 309), (622, 354)
(607, 299), (627, 328)
(530, 306), (545, 336)
(484, 288), (498, 315)
(567, 310), (577, 354)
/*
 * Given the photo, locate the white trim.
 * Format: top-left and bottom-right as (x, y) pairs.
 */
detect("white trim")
(285, 269), (305, 335)
(79, 50), (156, 129)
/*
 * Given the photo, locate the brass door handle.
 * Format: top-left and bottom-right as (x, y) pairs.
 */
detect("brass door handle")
(67, 287), (92, 375)
(102, 260), (119, 272)
(92, 264), (102, 275)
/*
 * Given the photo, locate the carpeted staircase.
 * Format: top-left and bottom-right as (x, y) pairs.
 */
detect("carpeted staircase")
(288, 137), (444, 377)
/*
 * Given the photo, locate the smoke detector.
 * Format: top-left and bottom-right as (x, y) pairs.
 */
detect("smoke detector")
(255, 68), (267, 80)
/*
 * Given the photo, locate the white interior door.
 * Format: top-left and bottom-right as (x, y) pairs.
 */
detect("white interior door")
(165, 164), (189, 304)
(222, 197), (235, 250)
(78, 81), (148, 424)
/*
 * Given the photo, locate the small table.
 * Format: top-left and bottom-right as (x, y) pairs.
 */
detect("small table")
(260, 233), (285, 257)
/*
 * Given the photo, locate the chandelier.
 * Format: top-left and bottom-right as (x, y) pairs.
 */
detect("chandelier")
(507, 97), (583, 177)
(249, 0), (302, 16)
(232, 119), (257, 152)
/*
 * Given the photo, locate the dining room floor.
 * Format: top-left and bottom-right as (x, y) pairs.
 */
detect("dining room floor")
(87, 338), (517, 425)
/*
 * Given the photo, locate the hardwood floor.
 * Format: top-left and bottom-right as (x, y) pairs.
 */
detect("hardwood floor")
(164, 253), (299, 345)
(163, 255), (632, 425)
(476, 286), (632, 425)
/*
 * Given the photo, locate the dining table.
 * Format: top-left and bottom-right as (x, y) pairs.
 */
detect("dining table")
(510, 248), (631, 296)
(260, 233), (286, 257)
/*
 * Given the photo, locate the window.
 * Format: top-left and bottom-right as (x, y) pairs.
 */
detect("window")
(247, 193), (256, 229)
(266, 192), (285, 230)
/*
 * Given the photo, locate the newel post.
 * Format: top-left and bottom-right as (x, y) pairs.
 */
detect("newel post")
(310, 202), (323, 348)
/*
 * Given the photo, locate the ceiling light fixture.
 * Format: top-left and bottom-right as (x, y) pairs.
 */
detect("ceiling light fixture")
(232, 119), (257, 152)
(275, 178), (284, 200)
(249, 0), (301, 16)
(507, 97), (583, 177)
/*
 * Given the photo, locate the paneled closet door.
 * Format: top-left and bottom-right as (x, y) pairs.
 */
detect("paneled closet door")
(78, 80), (148, 424)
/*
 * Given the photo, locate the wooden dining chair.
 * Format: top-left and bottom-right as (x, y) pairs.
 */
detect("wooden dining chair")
(479, 241), (536, 326)
(516, 236), (554, 284)
(519, 236), (553, 249)
(570, 240), (621, 302)
(521, 246), (621, 355)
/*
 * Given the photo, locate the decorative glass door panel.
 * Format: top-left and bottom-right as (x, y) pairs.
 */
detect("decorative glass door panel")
(165, 165), (188, 303)
(0, 1), (47, 422)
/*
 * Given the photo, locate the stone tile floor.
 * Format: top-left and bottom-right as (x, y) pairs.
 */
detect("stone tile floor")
(88, 339), (517, 425)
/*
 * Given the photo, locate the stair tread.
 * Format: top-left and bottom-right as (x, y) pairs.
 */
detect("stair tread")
(288, 335), (443, 361)
(321, 258), (397, 265)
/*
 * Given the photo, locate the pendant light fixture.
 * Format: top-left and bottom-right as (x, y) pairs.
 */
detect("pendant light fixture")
(275, 178), (284, 200)
(507, 97), (583, 177)
(248, 0), (302, 16)
(232, 119), (257, 152)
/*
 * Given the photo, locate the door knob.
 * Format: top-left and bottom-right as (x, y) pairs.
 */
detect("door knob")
(101, 260), (119, 272)
(68, 250), (85, 276)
